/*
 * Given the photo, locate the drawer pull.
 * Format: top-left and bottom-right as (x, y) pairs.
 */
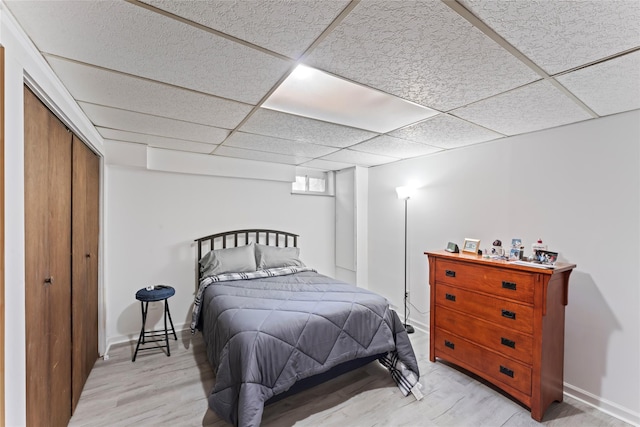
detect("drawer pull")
(445, 270), (456, 278)
(501, 337), (516, 348)
(501, 309), (516, 320)
(502, 281), (517, 290)
(444, 340), (455, 350)
(500, 365), (514, 378)
(445, 293), (456, 302)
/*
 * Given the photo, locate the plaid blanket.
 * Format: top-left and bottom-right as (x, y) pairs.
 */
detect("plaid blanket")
(190, 266), (317, 333)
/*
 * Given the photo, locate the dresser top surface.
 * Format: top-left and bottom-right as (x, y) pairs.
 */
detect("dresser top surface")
(425, 250), (576, 275)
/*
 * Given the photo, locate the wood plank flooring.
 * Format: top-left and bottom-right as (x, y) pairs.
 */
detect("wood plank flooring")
(69, 329), (629, 426)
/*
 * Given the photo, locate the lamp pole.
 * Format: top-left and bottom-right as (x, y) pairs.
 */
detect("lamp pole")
(403, 196), (414, 334)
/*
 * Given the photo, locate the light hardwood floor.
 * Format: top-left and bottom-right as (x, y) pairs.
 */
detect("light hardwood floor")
(69, 329), (629, 427)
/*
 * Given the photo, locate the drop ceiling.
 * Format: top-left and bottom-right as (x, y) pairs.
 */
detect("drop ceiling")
(5, 0), (640, 171)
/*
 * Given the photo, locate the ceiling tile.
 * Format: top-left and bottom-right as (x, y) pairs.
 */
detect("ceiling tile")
(298, 159), (357, 171)
(240, 108), (378, 148)
(390, 114), (504, 149)
(97, 128), (215, 154)
(46, 56), (252, 129)
(459, 0), (640, 75)
(214, 146), (310, 166)
(304, 0), (539, 111)
(350, 135), (441, 159)
(141, 0), (350, 58)
(451, 80), (593, 136)
(223, 132), (338, 158)
(557, 51), (640, 117)
(263, 65), (438, 133)
(5, 0), (291, 104)
(318, 149), (398, 167)
(80, 102), (229, 144)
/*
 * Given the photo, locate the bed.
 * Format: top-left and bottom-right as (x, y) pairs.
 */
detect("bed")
(191, 229), (420, 426)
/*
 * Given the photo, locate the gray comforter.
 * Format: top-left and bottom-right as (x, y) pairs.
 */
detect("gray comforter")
(195, 268), (419, 426)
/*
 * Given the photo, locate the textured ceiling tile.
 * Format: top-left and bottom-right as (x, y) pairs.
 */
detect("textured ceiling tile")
(5, 0), (290, 104)
(459, 0), (640, 75)
(350, 135), (441, 159)
(47, 56), (252, 129)
(97, 128), (215, 154)
(557, 51), (640, 117)
(318, 149), (398, 167)
(215, 146), (310, 166)
(80, 103), (229, 144)
(224, 132), (338, 158)
(304, 0), (539, 111)
(142, 0), (350, 58)
(451, 80), (593, 136)
(390, 114), (504, 149)
(240, 109), (378, 148)
(263, 65), (438, 133)
(298, 159), (357, 171)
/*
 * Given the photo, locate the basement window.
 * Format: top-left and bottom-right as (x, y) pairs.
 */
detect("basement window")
(291, 172), (333, 196)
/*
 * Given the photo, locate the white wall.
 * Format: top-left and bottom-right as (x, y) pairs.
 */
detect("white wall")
(367, 110), (640, 424)
(2, 6), (107, 425)
(104, 166), (335, 349)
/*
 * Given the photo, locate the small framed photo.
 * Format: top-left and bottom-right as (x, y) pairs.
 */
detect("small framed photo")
(511, 238), (522, 248)
(509, 248), (522, 261)
(462, 238), (480, 254)
(534, 250), (558, 265)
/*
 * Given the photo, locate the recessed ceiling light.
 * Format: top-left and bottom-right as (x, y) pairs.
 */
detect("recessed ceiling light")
(263, 65), (439, 133)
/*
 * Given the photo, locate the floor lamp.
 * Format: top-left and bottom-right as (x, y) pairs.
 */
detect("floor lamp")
(396, 186), (415, 334)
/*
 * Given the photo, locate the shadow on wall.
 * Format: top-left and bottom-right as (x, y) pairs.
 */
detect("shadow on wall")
(116, 300), (165, 343)
(114, 239), (198, 350)
(564, 271), (620, 397)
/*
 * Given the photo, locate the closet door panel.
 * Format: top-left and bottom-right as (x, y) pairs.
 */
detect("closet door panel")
(85, 144), (100, 375)
(24, 87), (72, 427)
(24, 86), (52, 427)
(71, 136), (99, 410)
(47, 112), (72, 427)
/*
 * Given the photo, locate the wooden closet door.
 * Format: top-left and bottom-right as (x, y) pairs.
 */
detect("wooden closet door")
(71, 136), (99, 410)
(24, 87), (72, 427)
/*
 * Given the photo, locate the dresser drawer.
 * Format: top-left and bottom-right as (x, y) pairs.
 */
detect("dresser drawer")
(435, 306), (533, 365)
(434, 328), (532, 396)
(435, 260), (534, 303)
(435, 284), (534, 334)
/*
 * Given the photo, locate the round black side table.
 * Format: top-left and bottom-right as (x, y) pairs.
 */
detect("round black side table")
(132, 285), (177, 362)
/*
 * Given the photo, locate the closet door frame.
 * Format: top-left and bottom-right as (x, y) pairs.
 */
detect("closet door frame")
(1, 44), (6, 427)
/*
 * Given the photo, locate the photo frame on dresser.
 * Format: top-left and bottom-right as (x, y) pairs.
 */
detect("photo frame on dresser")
(462, 238), (480, 254)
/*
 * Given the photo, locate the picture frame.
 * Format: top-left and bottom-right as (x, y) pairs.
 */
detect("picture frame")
(445, 242), (459, 253)
(462, 238), (480, 254)
(534, 249), (558, 265)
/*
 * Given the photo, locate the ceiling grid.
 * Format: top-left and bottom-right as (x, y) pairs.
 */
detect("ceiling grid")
(4, 0), (639, 171)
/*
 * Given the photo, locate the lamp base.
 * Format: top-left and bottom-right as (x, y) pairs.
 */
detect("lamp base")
(403, 323), (415, 334)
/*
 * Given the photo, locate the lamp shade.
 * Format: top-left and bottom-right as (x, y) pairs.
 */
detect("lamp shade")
(395, 186), (415, 200)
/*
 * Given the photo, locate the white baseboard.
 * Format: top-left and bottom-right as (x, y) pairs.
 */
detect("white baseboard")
(103, 321), (190, 359)
(407, 317), (429, 334)
(563, 383), (639, 426)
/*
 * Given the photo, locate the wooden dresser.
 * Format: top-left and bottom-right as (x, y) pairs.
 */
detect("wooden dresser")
(425, 250), (576, 421)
